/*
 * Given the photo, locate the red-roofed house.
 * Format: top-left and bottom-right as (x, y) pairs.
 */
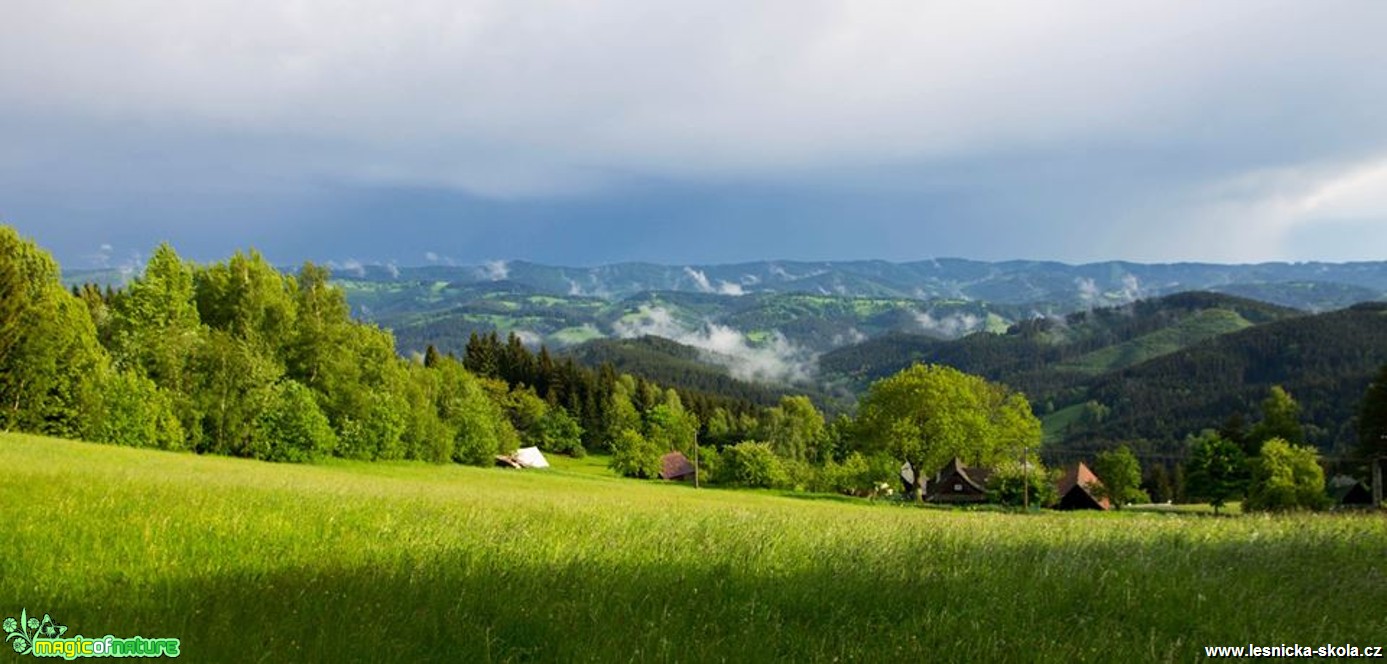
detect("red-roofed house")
(1056, 461), (1110, 510)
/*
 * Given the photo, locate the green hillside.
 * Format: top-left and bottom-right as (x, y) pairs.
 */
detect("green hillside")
(1056, 308), (1258, 374)
(818, 292), (1299, 396)
(1062, 303), (1387, 454)
(4, 433), (1385, 662)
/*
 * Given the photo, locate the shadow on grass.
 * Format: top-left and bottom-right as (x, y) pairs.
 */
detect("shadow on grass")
(34, 531), (1387, 663)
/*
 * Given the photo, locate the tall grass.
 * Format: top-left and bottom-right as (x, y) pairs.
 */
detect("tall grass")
(2, 432), (1384, 662)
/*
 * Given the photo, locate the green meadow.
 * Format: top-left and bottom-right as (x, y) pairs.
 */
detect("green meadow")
(2, 432), (1384, 663)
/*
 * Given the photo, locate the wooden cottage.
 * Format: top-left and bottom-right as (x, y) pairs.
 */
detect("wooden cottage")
(659, 451), (696, 481)
(924, 458), (991, 504)
(1056, 461), (1109, 510)
(1329, 476), (1374, 509)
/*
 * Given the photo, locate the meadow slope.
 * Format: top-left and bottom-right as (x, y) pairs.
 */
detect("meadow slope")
(2, 433), (1384, 662)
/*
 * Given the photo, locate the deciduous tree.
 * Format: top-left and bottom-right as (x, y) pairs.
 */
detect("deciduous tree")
(609, 428), (662, 479)
(1245, 438), (1328, 511)
(1247, 386), (1304, 454)
(856, 363), (1041, 502)
(1091, 445), (1148, 509)
(1185, 431), (1248, 515)
(0, 226), (108, 437)
(1358, 364), (1387, 463)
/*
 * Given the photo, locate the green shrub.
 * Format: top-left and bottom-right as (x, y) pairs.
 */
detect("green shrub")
(337, 392), (407, 461)
(537, 408), (586, 457)
(721, 441), (788, 489)
(1245, 438), (1329, 511)
(251, 380), (337, 463)
(87, 369), (185, 450)
(609, 428), (662, 479)
(985, 461), (1059, 507)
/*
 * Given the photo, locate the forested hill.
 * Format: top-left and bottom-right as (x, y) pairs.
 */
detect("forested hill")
(818, 292), (1300, 397)
(1061, 303), (1387, 456)
(820, 296), (1386, 457)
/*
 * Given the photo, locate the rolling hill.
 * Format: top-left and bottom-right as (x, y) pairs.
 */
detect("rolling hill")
(818, 292), (1300, 395)
(1061, 302), (1387, 456)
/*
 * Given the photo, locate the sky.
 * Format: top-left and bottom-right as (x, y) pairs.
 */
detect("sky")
(3, 1), (1387, 271)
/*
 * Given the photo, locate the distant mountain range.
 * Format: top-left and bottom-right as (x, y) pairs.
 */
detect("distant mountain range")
(321, 257), (1387, 308)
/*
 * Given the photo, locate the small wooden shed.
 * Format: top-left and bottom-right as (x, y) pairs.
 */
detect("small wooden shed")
(1329, 477), (1374, 508)
(659, 451), (696, 481)
(1056, 461), (1110, 511)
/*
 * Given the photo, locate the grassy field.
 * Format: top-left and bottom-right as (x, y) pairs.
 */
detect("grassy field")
(2, 433), (1385, 662)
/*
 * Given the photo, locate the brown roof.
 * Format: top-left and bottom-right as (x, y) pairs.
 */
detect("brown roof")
(934, 457), (990, 492)
(1057, 461), (1110, 509)
(659, 451), (696, 480)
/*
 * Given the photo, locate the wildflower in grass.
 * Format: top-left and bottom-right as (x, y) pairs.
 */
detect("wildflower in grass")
(2, 617), (15, 633)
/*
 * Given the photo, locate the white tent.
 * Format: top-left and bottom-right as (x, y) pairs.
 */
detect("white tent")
(512, 446), (550, 469)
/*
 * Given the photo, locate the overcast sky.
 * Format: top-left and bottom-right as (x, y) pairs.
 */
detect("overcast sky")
(4, 1), (1387, 270)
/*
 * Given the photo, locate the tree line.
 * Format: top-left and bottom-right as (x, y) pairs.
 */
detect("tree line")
(1, 226), (528, 464)
(1094, 383), (1387, 513)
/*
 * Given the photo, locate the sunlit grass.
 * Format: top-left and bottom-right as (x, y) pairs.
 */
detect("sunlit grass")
(2, 432), (1383, 662)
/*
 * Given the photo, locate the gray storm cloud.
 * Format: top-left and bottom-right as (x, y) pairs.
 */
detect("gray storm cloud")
(3, 1), (1387, 262)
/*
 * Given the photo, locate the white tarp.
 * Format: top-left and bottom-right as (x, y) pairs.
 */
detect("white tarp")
(512, 446), (550, 469)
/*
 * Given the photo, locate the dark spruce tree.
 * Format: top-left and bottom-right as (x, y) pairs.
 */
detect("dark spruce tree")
(1360, 364), (1387, 462)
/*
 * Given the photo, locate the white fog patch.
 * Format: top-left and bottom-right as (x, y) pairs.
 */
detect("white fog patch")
(512, 329), (542, 347)
(832, 327), (868, 346)
(613, 305), (816, 385)
(339, 258), (367, 278)
(914, 310), (983, 338)
(1119, 274), (1143, 301)
(383, 261), (400, 279)
(116, 250), (145, 283)
(1076, 277), (1100, 305)
(86, 243), (116, 269)
(565, 275), (611, 299)
(479, 260), (509, 281)
(683, 267), (714, 292)
(1076, 274), (1144, 307)
(684, 267), (745, 296)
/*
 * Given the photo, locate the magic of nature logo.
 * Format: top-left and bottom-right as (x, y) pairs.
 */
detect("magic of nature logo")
(4, 610), (179, 659)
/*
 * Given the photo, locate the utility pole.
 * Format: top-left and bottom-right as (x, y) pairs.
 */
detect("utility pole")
(1374, 434), (1385, 508)
(693, 431), (700, 489)
(1022, 446), (1030, 511)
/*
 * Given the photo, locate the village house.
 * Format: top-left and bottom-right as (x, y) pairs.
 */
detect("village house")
(1055, 461), (1109, 510)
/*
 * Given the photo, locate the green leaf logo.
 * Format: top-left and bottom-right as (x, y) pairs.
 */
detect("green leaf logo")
(4, 609), (67, 656)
